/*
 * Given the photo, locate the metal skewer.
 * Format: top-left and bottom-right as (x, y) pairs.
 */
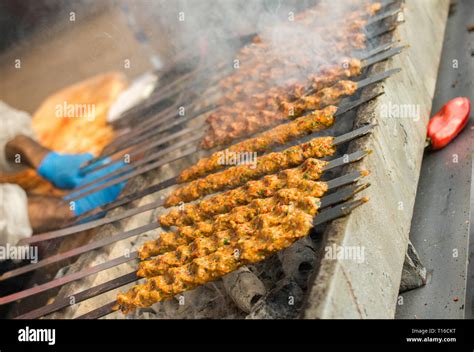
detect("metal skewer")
(0, 253), (138, 306)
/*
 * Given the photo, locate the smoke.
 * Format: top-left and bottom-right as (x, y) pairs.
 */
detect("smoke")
(0, 0), (112, 53)
(121, 0), (318, 63)
(1, 0), (369, 85)
(124, 0), (303, 57)
(122, 0), (370, 87)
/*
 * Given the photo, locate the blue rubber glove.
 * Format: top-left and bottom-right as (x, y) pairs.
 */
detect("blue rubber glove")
(66, 160), (128, 216)
(38, 152), (94, 189)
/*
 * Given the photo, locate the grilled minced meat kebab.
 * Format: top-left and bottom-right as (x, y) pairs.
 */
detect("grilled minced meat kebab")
(203, 80), (357, 149)
(205, 3), (380, 148)
(205, 9), (375, 148)
(142, 179), (327, 259)
(161, 158), (327, 229)
(165, 136), (334, 207)
(218, 3), (380, 95)
(179, 106), (336, 183)
(207, 59), (360, 139)
(214, 57), (362, 148)
(219, 33), (365, 105)
(117, 200), (318, 313)
(215, 1), (380, 101)
(138, 189), (321, 277)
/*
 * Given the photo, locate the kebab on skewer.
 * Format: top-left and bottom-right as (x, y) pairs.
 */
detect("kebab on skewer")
(141, 172), (328, 259)
(220, 55), (363, 110)
(204, 57), (366, 149)
(205, 9), (388, 147)
(117, 196), (319, 313)
(219, 2), (382, 92)
(205, 63), (372, 148)
(138, 188), (322, 277)
(214, 0), (384, 100)
(203, 79), (356, 148)
(161, 158), (329, 229)
(165, 135), (335, 207)
(178, 106), (336, 183)
(217, 31), (366, 99)
(215, 30), (367, 106)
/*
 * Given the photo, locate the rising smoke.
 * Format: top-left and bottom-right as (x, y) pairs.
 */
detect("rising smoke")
(123, 0), (368, 86)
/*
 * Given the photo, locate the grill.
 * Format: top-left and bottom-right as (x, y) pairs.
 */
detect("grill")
(0, 0), (446, 319)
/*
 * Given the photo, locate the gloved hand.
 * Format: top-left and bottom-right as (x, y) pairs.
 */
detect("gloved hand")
(65, 160), (128, 216)
(38, 152), (94, 189)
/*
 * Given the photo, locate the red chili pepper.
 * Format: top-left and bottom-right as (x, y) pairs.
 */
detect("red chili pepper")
(426, 97), (470, 150)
